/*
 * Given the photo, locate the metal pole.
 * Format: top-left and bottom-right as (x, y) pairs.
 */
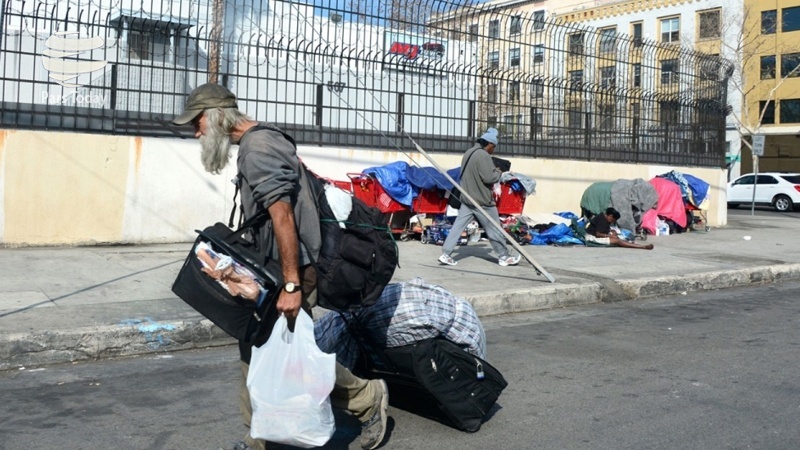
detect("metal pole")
(209, 0), (224, 84)
(751, 155), (758, 216)
(411, 141), (556, 283)
(0, 0), (5, 54)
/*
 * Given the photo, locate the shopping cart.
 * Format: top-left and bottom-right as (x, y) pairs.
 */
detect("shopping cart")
(686, 202), (710, 232)
(495, 182), (526, 216)
(348, 173), (411, 237)
(330, 179), (352, 193)
(411, 188), (448, 215)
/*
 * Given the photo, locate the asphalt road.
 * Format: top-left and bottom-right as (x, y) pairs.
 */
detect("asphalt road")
(2, 281), (799, 450)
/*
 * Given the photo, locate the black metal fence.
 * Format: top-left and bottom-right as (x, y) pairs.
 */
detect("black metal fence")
(0, 0), (731, 167)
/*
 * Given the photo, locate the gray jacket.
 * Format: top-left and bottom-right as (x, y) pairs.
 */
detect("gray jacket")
(460, 144), (501, 207)
(236, 124), (321, 266)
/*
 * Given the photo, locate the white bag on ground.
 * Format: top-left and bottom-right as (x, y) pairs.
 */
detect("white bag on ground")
(247, 310), (336, 448)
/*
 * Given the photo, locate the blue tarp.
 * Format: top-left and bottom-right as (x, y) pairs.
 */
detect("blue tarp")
(683, 173), (710, 206)
(364, 162), (462, 206)
(406, 166), (461, 191)
(363, 161), (415, 206)
(658, 170), (710, 207)
(531, 223), (584, 246)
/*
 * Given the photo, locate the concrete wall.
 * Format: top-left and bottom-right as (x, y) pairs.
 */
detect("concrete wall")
(0, 129), (727, 246)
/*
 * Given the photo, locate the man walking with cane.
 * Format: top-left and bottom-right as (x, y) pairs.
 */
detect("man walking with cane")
(438, 128), (521, 267)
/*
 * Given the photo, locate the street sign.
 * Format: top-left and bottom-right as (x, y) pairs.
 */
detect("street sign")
(752, 134), (765, 157)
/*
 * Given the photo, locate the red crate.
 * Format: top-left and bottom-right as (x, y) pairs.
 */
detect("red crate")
(347, 173), (407, 213)
(495, 182), (526, 215)
(412, 188), (448, 214)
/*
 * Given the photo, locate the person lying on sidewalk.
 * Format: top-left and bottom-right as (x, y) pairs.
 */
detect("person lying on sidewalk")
(585, 207), (654, 250)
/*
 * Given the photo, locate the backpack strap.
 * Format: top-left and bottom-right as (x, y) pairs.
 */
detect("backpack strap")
(228, 175), (243, 229)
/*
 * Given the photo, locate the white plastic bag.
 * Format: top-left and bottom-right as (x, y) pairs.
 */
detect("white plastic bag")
(247, 310), (336, 448)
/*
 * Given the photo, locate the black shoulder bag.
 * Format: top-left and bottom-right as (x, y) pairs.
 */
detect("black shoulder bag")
(171, 189), (282, 345)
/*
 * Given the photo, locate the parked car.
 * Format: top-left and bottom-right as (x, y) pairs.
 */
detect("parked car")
(727, 172), (800, 212)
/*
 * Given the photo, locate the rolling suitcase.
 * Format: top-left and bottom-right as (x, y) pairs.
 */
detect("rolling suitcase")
(354, 336), (508, 432)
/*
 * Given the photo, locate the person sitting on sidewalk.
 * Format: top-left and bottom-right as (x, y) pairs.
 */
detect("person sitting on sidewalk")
(438, 128), (521, 267)
(585, 207), (654, 250)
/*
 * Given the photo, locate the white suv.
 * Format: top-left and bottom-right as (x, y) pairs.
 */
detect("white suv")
(727, 172), (800, 212)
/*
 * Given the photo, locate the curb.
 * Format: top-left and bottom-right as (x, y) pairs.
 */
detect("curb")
(0, 319), (235, 372)
(468, 282), (604, 316)
(614, 264), (800, 299)
(3, 264), (800, 371)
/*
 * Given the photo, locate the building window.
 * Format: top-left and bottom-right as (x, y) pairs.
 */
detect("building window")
(533, 10), (545, 30)
(489, 20), (500, 38)
(129, 31), (151, 60)
(509, 48), (521, 67)
(760, 100), (775, 124)
(509, 16), (522, 35)
(600, 66), (616, 88)
(531, 79), (544, 99)
(661, 59), (679, 84)
(488, 51), (499, 69)
(533, 112), (543, 132)
(569, 69), (583, 91)
(569, 33), (584, 55)
(661, 17), (680, 43)
(599, 27), (616, 53)
(503, 115), (513, 133)
(450, 27), (461, 41)
(781, 52), (800, 77)
(597, 103), (615, 130)
(699, 55), (719, 80)
(631, 22), (643, 47)
(487, 84), (498, 103)
(508, 81), (520, 102)
(502, 114), (521, 137)
(660, 101), (680, 125)
(532, 44), (544, 63)
(761, 55), (776, 79)
(568, 109), (583, 129)
(783, 6), (800, 32)
(633, 63), (642, 87)
(762, 10), (777, 34)
(468, 23), (479, 41)
(487, 116), (497, 129)
(501, 114), (523, 137)
(698, 9), (720, 39)
(778, 98), (800, 123)
(780, 99), (800, 123)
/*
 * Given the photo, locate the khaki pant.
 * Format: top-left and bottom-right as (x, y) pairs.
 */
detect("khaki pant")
(239, 266), (379, 449)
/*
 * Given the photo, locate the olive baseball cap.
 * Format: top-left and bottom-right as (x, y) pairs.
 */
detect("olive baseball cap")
(172, 83), (238, 125)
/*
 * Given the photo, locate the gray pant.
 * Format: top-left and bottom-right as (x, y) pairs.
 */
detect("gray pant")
(442, 204), (509, 258)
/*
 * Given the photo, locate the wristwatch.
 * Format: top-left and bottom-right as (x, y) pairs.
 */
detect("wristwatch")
(283, 281), (301, 293)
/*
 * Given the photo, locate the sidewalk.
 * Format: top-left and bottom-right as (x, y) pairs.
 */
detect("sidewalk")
(2, 213), (799, 371)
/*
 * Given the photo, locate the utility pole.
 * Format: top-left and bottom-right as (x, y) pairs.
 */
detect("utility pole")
(750, 133), (765, 216)
(209, 0), (224, 84)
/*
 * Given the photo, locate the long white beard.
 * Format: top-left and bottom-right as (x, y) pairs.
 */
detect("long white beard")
(199, 124), (232, 174)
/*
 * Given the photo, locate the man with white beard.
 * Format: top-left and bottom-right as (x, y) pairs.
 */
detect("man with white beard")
(173, 83), (389, 450)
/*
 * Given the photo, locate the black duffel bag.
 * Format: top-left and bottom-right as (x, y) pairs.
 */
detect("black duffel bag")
(355, 336), (508, 432)
(171, 213), (282, 345)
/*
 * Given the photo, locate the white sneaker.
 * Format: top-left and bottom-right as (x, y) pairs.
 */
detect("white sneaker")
(498, 254), (521, 267)
(438, 254), (457, 266)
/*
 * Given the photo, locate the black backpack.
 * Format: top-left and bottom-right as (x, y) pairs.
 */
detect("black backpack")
(240, 125), (398, 311)
(306, 171), (399, 311)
